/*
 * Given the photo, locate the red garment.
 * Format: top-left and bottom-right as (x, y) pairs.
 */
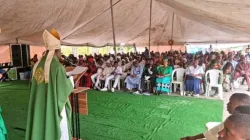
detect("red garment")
(88, 57), (94, 63)
(234, 62), (250, 86)
(80, 64), (97, 87)
(77, 58), (84, 66)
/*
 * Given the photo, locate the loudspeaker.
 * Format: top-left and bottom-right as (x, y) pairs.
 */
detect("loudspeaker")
(21, 44), (30, 67)
(10, 44), (30, 67)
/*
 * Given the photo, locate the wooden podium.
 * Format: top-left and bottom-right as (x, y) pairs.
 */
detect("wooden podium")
(71, 87), (89, 140)
(66, 67), (89, 140)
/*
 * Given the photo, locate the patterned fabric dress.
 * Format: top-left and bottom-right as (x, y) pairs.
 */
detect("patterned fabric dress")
(156, 66), (173, 93)
(223, 74), (232, 91)
(0, 107), (7, 140)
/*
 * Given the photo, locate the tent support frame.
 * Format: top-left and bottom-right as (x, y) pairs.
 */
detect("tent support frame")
(110, 0), (117, 59)
(148, 0), (153, 54)
(170, 13), (175, 50)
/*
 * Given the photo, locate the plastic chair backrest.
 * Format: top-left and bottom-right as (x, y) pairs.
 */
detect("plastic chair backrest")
(172, 68), (185, 82)
(205, 69), (223, 85)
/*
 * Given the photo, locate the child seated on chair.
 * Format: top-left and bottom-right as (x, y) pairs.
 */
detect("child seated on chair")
(223, 62), (233, 92)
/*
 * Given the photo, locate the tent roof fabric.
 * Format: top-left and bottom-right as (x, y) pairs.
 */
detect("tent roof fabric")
(1, 0), (250, 46)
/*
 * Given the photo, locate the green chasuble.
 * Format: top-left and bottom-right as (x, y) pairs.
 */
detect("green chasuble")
(25, 55), (73, 140)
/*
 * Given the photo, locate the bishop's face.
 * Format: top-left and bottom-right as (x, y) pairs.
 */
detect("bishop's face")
(55, 49), (62, 60)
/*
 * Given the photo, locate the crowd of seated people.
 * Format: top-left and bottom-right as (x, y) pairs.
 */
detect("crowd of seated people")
(60, 49), (250, 95)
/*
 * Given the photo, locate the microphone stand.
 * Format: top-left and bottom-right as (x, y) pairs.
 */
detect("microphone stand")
(63, 57), (77, 67)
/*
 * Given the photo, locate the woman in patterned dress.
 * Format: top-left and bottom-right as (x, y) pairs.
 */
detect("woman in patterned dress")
(0, 107), (7, 140)
(156, 59), (173, 95)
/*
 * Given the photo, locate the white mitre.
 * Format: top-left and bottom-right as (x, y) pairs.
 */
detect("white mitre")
(32, 29), (61, 83)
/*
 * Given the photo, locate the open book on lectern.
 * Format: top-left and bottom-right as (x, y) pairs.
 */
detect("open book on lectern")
(66, 66), (88, 87)
(66, 66), (88, 76)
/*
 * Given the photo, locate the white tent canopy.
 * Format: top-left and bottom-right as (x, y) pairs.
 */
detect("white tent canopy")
(1, 0), (250, 46)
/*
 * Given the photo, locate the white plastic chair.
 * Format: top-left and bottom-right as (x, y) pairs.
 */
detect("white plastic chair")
(120, 73), (127, 87)
(205, 69), (223, 100)
(109, 78), (121, 90)
(171, 68), (185, 96)
(146, 80), (151, 90)
(233, 76), (244, 89)
(206, 122), (221, 130)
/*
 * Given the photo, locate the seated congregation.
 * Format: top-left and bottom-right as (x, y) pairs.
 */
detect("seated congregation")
(62, 50), (250, 97)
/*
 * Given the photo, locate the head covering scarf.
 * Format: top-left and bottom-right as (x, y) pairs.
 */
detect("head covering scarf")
(106, 60), (111, 64)
(88, 57), (94, 63)
(32, 29), (61, 83)
(163, 58), (168, 63)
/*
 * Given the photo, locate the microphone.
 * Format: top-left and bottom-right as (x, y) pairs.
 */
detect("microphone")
(62, 55), (77, 67)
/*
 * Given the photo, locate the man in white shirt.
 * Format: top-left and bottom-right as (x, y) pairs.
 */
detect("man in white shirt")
(91, 59), (106, 86)
(206, 45), (213, 54)
(121, 59), (128, 80)
(185, 59), (204, 97)
(94, 61), (113, 89)
(180, 93), (250, 140)
(100, 61), (123, 92)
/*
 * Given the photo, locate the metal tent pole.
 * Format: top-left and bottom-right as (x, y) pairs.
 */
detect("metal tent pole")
(110, 0), (117, 60)
(149, 0), (153, 54)
(170, 13), (175, 50)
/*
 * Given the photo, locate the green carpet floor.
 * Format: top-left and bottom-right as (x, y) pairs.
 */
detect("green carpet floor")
(0, 81), (223, 140)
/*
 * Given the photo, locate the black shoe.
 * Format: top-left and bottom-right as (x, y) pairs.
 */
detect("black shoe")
(200, 92), (205, 95)
(157, 91), (162, 95)
(224, 89), (229, 92)
(247, 88), (250, 92)
(185, 92), (191, 96)
(211, 93), (219, 97)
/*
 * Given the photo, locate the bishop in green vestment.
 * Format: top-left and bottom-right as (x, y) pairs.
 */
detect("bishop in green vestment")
(25, 29), (73, 140)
